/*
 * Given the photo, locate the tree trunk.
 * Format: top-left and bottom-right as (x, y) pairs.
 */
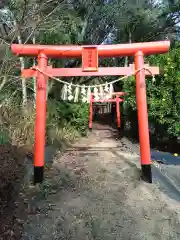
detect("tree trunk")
(123, 29), (132, 130)
(124, 29), (132, 67)
(17, 32), (27, 111)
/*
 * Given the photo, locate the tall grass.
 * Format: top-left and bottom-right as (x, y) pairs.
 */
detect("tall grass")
(0, 98), (89, 147)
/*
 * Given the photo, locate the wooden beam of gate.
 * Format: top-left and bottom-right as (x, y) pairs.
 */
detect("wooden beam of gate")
(91, 92), (126, 96)
(22, 65), (159, 78)
(91, 98), (124, 103)
(11, 41), (170, 57)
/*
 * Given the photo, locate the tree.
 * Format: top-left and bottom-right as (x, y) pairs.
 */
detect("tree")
(0, 6), (27, 110)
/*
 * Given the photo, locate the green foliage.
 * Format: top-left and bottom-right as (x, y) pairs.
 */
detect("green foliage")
(47, 100), (89, 138)
(123, 76), (136, 111)
(148, 44), (180, 137)
(123, 43), (180, 138)
(0, 130), (9, 144)
(37, 12), (82, 45)
(67, 103), (89, 135)
(0, 98), (89, 147)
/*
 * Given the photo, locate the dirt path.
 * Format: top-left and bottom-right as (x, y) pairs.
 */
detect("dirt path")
(22, 126), (180, 240)
(0, 144), (26, 239)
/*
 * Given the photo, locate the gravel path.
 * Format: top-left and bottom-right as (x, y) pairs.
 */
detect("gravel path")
(21, 126), (180, 240)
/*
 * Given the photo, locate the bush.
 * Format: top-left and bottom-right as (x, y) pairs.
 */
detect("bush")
(0, 97), (89, 147)
(47, 99), (89, 137)
(123, 43), (180, 138)
(46, 99), (89, 144)
(148, 45), (180, 137)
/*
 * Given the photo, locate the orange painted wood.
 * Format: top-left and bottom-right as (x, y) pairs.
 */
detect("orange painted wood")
(11, 41), (170, 58)
(82, 47), (98, 72)
(22, 66), (159, 78)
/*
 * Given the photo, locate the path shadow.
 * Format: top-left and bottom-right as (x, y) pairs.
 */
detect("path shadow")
(152, 165), (180, 202)
(0, 144), (27, 238)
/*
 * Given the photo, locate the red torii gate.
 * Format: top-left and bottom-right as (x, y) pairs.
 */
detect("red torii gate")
(89, 92), (126, 130)
(11, 41), (170, 184)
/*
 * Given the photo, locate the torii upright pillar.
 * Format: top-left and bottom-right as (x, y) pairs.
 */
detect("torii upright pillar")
(135, 52), (152, 182)
(34, 53), (48, 183)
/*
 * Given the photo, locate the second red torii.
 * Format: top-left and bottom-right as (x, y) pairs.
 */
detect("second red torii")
(89, 92), (126, 130)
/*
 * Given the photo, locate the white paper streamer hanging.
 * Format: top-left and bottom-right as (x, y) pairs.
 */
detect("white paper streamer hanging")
(104, 82), (109, 92)
(94, 87), (99, 101)
(61, 84), (68, 100)
(104, 82), (109, 99)
(60, 81), (117, 103)
(74, 86), (80, 102)
(81, 85), (87, 102)
(67, 83), (74, 101)
(109, 83), (114, 98)
(87, 86), (91, 102)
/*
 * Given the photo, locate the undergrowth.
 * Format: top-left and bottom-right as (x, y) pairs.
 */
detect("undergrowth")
(0, 98), (89, 148)
(0, 130), (9, 144)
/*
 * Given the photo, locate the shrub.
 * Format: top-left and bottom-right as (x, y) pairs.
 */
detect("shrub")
(123, 43), (180, 138)
(47, 99), (89, 136)
(0, 97), (89, 147)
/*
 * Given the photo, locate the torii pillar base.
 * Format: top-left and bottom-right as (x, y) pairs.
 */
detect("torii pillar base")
(141, 165), (152, 183)
(34, 166), (44, 184)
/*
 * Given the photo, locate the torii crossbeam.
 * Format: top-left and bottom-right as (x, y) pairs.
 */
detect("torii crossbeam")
(11, 41), (170, 184)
